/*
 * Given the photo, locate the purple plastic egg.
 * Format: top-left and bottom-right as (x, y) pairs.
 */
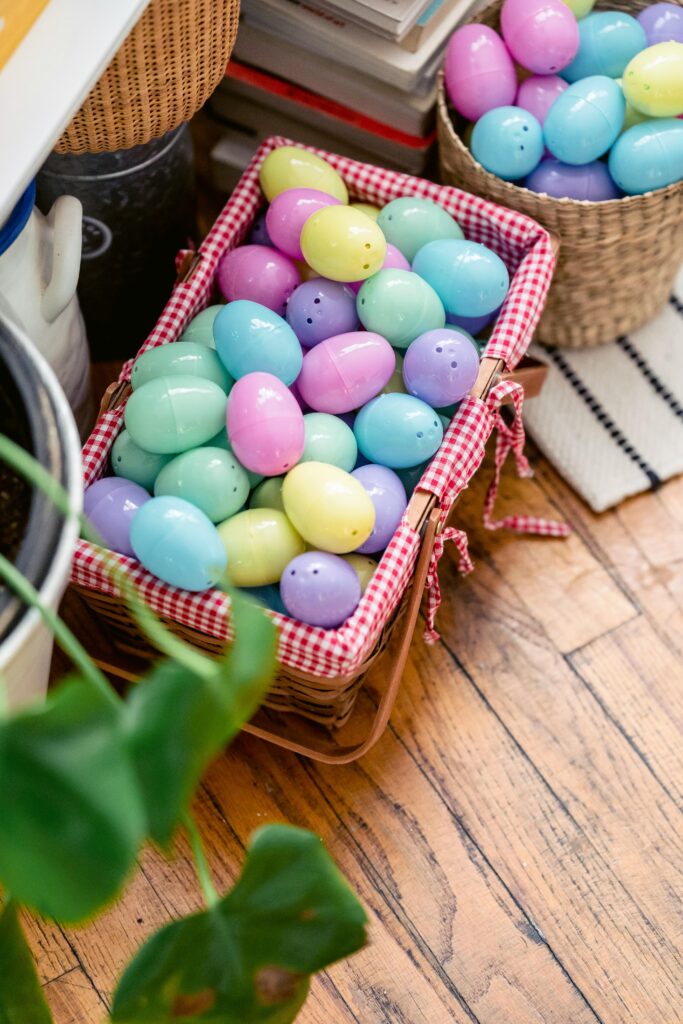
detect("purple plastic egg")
(286, 278), (359, 347)
(227, 371), (305, 476)
(348, 243), (411, 294)
(351, 464), (407, 554)
(501, 0), (580, 74)
(516, 75), (569, 124)
(280, 551), (362, 628)
(216, 245), (301, 316)
(403, 328), (480, 407)
(297, 331), (396, 414)
(444, 24), (518, 121)
(249, 210), (272, 246)
(83, 477), (150, 556)
(525, 158), (622, 200)
(446, 307), (500, 335)
(637, 3), (683, 44)
(266, 188), (342, 260)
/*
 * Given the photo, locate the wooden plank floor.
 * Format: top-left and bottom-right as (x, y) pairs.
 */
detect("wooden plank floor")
(37, 372), (683, 1022)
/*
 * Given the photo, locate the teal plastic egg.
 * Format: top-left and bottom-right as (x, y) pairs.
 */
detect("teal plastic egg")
(563, 12), (647, 81)
(131, 342), (232, 392)
(301, 412), (358, 471)
(213, 300), (303, 386)
(357, 269), (445, 349)
(154, 446), (250, 523)
(377, 197), (464, 262)
(544, 75), (625, 163)
(249, 477), (286, 512)
(124, 376), (227, 454)
(111, 430), (172, 491)
(178, 305), (223, 347)
(354, 393), (443, 468)
(608, 118), (683, 193)
(130, 496), (227, 591)
(217, 509), (305, 586)
(412, 239), (510, 318)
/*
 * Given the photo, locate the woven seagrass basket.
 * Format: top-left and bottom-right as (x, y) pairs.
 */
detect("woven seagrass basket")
(56, 0), (240, 154)
(437, 0), (683, 349)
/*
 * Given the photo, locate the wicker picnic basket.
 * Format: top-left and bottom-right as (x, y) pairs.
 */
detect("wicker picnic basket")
(56, 0), (240, 154)
(437, 0), (683, 349)
(69, 137), (559, 763)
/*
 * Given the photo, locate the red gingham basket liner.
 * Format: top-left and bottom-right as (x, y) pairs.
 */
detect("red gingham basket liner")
(73, 137), (557, 677)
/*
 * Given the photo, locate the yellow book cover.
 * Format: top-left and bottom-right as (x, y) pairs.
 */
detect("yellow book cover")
(0, 0), (51, 71)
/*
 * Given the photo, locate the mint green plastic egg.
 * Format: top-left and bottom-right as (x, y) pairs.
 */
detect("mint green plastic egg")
(217, 509), (305, 586)
(178, 305), (223, 347)
(154, 446), (249, 523)
(377, 197), (464, 262)
(301, 413), (357, 471)
(205, 429), (265, 490)
(131, 342), (232, 392)
(124, 376), (227, 454)
(249, 477), (286, 512)
(111, 429), (173, 491)
(357, 269), (445, 349)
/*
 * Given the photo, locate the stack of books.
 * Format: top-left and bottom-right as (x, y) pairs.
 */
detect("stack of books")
(209, 0), (477, 189)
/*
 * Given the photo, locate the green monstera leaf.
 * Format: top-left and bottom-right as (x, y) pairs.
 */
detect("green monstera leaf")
(0, 901), (53, 1023)
(111, 825), (368, 1023)
(0, 679), (145, 923)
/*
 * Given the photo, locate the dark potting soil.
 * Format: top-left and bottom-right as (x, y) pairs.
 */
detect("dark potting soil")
(0, 360), (32, 562)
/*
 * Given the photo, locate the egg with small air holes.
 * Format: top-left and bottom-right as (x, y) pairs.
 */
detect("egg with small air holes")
(282, 462), (375, 553)
(354, 393), (444, 469)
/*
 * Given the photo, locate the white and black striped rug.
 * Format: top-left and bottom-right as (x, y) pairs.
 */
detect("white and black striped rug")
(524, 266), (683, 513)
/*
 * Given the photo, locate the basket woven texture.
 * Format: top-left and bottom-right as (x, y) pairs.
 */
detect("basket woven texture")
(56, 0), (240, 154)
(437, 0), (683, 349)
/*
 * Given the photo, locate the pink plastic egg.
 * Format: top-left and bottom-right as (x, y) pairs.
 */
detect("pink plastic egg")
(297, 332), (396, 414)
(348, 243), (411, 294)
(444, 25), (518, 121)
(216, 245), (301, 316)
(501, 0), (580, 74)
(265, 188), (342, 260)
(227, 371), (305, 476)
(516, 74), (569, 123)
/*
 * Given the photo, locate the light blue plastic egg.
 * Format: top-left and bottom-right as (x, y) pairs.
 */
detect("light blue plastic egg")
(111, 430), (172, 491)
(544, 75), (625, 164)
(131, 342), (232, 392)
(239, 584), (287, 615)
(354, 393), (443, 468)
(412, 239), (510, 318)
(130, 496), (227, 591)
(178, 305), (223, 347)
(608, 118), (683, 193)
(471, 106), (544, 181)
(563, 12), (648, 82)
(213, 299), (303, 386)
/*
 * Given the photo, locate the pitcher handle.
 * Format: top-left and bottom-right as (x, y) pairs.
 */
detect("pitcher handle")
(41, 196), (82, 324)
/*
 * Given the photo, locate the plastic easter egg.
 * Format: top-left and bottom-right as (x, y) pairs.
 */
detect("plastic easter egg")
(216, 245), (300, 317)
(444, 25), (518, 121)
(403, 328), (480, 407)
(154, 447), (249, 523)
(131, 342), (232, 392)
(259, 146), (349, 203)
(377, 197), (464, 263)
(213, 300), (302, 386)
(638, 3), (683, 45)
(111, 430), (172, 491)
(354, 393), (443, 469)
(285, 279), (359, 347)
(249, 209), (272, 246)
(563, 12), (647, 82)
(240, 584), (287, 615)
(130, 496), (227, 591)
(204, 430), (264, 489)
(227, 372), (305, 477)
(217, 509), (305, 587)
(623, 42), (683, 116)
(471, 106), (544, 180)
(341, 553), (378, 594)
(357, 269), (445, 349)
(301, 413), (358, 472)
(608, 119), (683, 193)
(301, 206), (386, 282)
(282, 462), (375, 552)
(280, 551), (361, 628)
(351, 202), (381, 220)
(351, 464), (407, 554)
(446, 308), (500, 336)
(265, 188), (342, 260)
(525, 157), (622, 198)
(516, 75), (568, 124)
(178, 305), (223, 347)
(412, 239), (510, 318)
(562, 0), (596, 18)
(249, 476), (286, 512)
(124, 376), (227, 455)
(297, 332), (395, 414)
(381, 351), (407, 395)
(83, 477), (150, 556)
(501, 0), (580, 73)
(543, 75), (625, 163)
(347, 242), (411, 293)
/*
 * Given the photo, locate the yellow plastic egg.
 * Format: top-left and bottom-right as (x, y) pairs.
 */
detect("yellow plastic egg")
(562, 0), (596, 18)
(259, 146), (349, 203)
(623, 42), (683, 117)
(301, 206), (387, 283)
(351, 202), (381, 221)
(342, 554), (378, 594)
(217, 509), (304, 586)
(282, 461), (375, 553)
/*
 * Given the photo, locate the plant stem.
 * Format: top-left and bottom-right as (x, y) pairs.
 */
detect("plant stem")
(184, 811), (219, 909)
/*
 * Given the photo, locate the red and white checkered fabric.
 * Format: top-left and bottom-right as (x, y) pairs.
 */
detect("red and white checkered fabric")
(74, 137), (558, 676)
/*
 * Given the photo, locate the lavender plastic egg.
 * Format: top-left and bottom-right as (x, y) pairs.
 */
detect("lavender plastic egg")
(516, 75), (569, 124)
(83, 477), (150, 556)
(351, 464), (407, 554)
(280, 551), (361, 628)
(447, 308), (500, 335)
(347, 243), (411, 293)
(501, 0), (580, 74)
(249, 210), (272, 246)
(471, 106), (544, 180)
(444, 24), (518, 121)
(403, 329), (481, 407)
(265, 188), (342, 260)
(216, 245), (301, 316)
(285, 279), (359, 347)
(297, 332), (396, 414)
(638, 3), (683, 45)
(525, 157), (622, 198)
(227, 371), (305, 476)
